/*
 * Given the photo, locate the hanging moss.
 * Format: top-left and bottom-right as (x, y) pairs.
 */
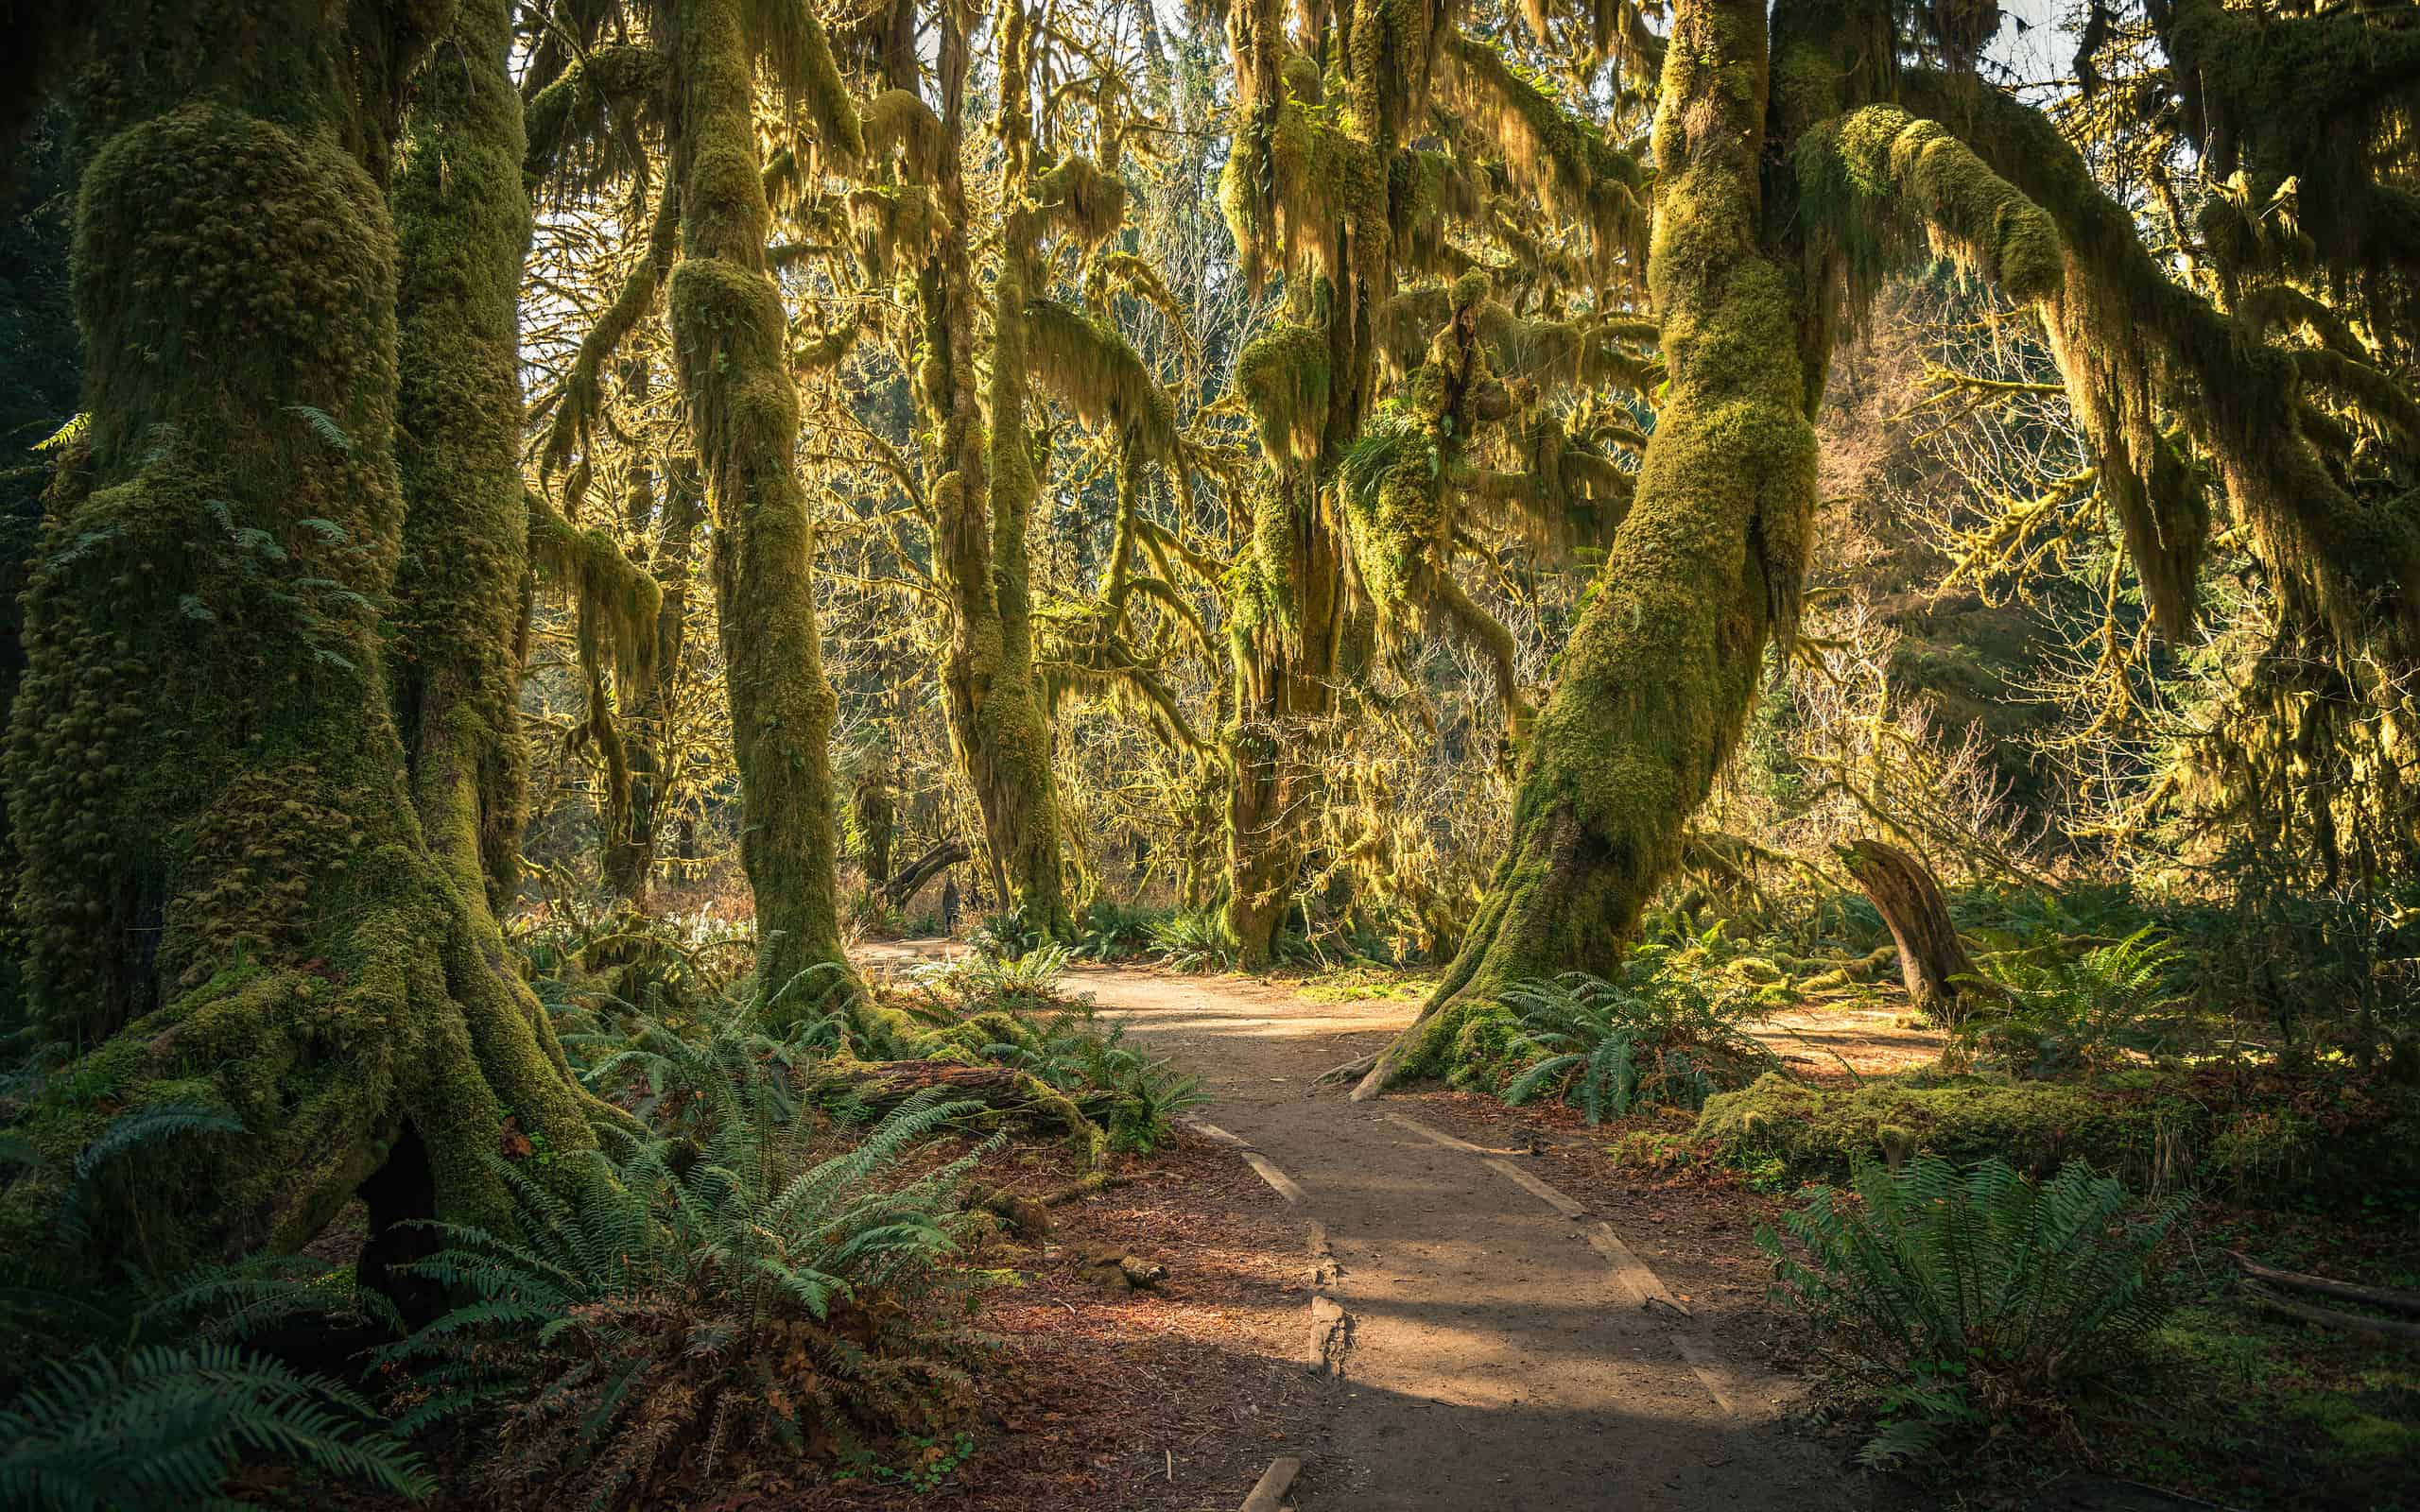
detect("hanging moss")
(1022, 297), (1180, 465)
(1902, 71), (2416, 666)
(1794, 104), (2063, 306)
(1236, 323), (1334, 465)
(527, 492), (664, 683)
(860, 87), (942, 179)
(844, 182), (943, 279)
(1361, 0), (1820, 1093)
(1443, 32), (1646, 286)
(520, 43), (667, 198)
(1031, 155), (1127, 248)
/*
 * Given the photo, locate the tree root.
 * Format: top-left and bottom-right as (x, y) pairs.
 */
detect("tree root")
(1317, 1053), (1379, 1086)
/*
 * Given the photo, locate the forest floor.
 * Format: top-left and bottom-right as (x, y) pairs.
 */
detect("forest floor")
(845, 946), (2417, 1511)
(859, 944), (1893, 1511)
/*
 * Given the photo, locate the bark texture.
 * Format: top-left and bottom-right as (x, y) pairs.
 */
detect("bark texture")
(2, 0), (599, 1271)
(1840, 838), (1984, 1028)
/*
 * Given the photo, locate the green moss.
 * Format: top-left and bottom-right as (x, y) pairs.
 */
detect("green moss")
(1236, 323), (1333, 467)
(2286, 1392), (2419, 1463)
(1694, 1072), (2419, 1197)
(666, 0), (858, 1006)
(1796, 104), (2064, 303)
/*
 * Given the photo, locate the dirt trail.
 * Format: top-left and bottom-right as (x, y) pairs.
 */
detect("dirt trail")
(1048, 959), (1863, 1511)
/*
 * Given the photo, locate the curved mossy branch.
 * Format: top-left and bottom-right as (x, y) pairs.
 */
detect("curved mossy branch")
(1375, 285), (1662, 393)
(1441, 29), (1646, 287)
(1430, 565), (1533, 739)
(1022, 296), (1181, 466)
(862, 87), (942, 178)
(1084, 250), (1201, 370)
(527, 492), (664, 683)
(539, 181), (680, 483)
(1905, 69), (2420, 671)
(2233, 283), (2371, 361)
(520, 42), (667, 197)
(741, 0), (865, 164)
(1794, 104), (2064, 305)
(2293, 348), (2420, 455)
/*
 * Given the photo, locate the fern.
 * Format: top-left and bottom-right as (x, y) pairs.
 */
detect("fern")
(1149, 908), (1239, 973)
(1761, 1154), (2187, 1468)
(1499, 946), (1781, 1122)
(0, 1343), (431, 1510)
(58, 1102), (245, 1249)
(284, 404), (355, 455)
(963, 1000), (1206, 1151)
(384, 1077), (994, 1507)
(1962, 927), (2182, 1077)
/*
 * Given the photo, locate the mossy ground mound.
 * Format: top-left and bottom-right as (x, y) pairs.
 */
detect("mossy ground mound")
(1694, 1067), (2420, 1200)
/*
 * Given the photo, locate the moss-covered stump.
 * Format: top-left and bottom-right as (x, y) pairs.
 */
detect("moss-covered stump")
(1694, 1070), (2420, 1201)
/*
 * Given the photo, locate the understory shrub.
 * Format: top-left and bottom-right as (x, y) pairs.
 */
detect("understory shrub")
(1762, 1155), (2185, 1468)
(913, 941), (1072, 1012)
(1499, 947), (1785, 1122)
(0, 1108), (427, 1509)
(1074, 901), (1171, 961)
(383, 1081), (993, 1509)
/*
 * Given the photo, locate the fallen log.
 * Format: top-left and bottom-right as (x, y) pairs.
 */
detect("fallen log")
(804, 1058), (1105, 1164)
(2231, 1250), (2420, 1318)
(2247, 1284), (2420, 1345)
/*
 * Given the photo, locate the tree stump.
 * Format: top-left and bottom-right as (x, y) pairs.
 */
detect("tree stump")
(1840, 838), (1987, 1028)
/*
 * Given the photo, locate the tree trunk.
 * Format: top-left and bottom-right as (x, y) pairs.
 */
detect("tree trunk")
(2, 0), (601, 1272)
(603, 438), (703, 912)
(665, 0), (856, 1016)
(1356, 0), (1820, 1095)
(910, 5), (1073, 940)
(390, 0), (533, 924)
(1214, 0), (1392, 968)
(1840, 838), (1985, 1027)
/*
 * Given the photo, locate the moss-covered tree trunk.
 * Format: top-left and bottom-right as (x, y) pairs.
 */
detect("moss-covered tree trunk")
(665, 0), (856, 1009)
(602, 421), (703, 912)
(391, 0), (533, 921)
(903, 0), (1075, 938)
(1216, 0), (1407, 968)
(1356, 0), (1819, 1093)
(2, 0), (600, 1271)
